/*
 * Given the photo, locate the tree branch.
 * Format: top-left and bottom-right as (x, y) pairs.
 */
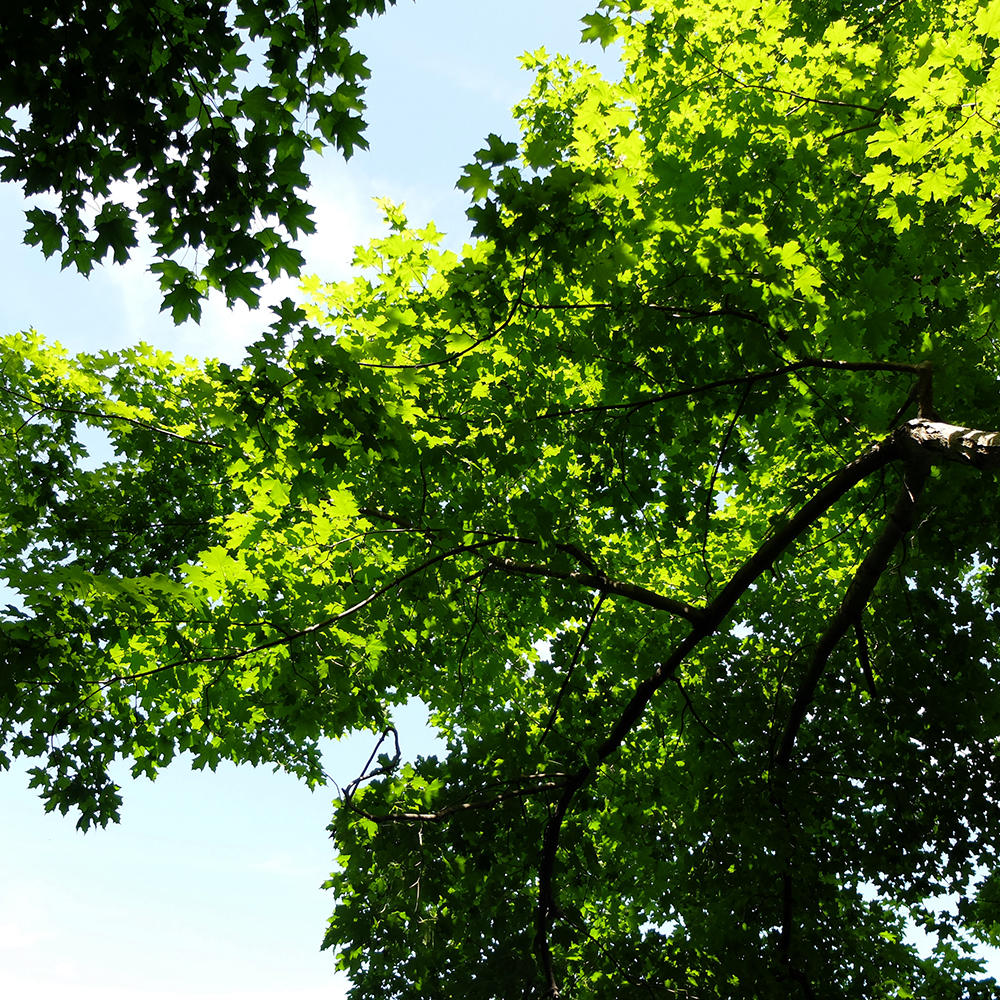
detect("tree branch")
(529, 414), (1000, 992)
(899, 417), (1000, 469)
(484, 554), (704, 623)
(342, 726), (401, 802)
(347, 776), (566, 825)
(536, 357), (925, 421)
(855, 620), (878, 703)
(536, 593), (607, 752)
(773, 455), (930, 772)
(0, 378), (224, 449)
(536, 780), (575, 997)
(529, 434), (904, 993)
(706, 437), (901, 645)
(80, 537), (512, 696)
(352, 260), (532, 371)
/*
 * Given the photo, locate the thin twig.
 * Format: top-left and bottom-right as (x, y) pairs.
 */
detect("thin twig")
(701, 383), (751, 586)
(347, 776), (565, 825)
(535, 357), (924, 422)
(535, 593), (607, 753)
(671, 675), (739, 759)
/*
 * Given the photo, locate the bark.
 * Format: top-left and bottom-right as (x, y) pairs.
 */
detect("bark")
(898, 417), (1000, 469)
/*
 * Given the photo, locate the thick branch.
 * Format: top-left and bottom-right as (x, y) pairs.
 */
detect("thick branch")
(530, 435), (903, 993)
(485, 555), (704, 623)
(855, 620), (878, 703)
(709, 437), (900, 623)
(774, 454), (930, 772)
(536, 779), (575, 997)
(899, 417), (1000, 469)
(538, 431), (902, 813)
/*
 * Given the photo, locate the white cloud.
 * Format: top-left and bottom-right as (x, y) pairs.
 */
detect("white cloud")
(0, 921), (51, 949)
(98, 156), (384, 367)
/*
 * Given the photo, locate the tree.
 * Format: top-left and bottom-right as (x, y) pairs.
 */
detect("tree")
(4, 0), (1000, 996)
(0, 0), (396, 322)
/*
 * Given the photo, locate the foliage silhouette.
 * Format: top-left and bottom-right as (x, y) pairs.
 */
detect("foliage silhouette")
(0, 0), (396, 321)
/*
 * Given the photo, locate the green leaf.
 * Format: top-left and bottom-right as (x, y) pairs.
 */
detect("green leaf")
(0, 0), (399, 321)
(580, 12), (619, 48)
(476, 133), (519, 166)
(456, 161), (494, 201)
(977, 0), (1000, 39)
(23, 208), (65, 257)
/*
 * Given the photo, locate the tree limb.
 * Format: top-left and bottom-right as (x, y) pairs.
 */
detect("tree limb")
(484, 554), (704, 623)
(536, 779), (575, 997)
(855, 620), (878, 703)
(347, 777), (566, 825)
(530, 414), (1000, 992)
(530, 433), (904, 993)
(773, 455), (930, 773)
(899, 417), (1000, 469)
(536, 357), (927, 421)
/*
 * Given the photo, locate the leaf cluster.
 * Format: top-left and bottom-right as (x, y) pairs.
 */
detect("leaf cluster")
(0, 0), (396, 321)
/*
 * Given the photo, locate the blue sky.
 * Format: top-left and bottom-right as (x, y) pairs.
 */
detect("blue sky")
(0, 4), (616, 997)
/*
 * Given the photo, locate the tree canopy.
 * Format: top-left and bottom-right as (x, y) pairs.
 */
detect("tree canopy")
(0, 0), (395, 322)
(5, 0), (1000, 996)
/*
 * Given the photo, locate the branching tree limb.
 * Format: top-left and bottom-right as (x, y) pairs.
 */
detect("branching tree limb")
(537, 358), (928, 421)
(484, 555), (704, 623)
(774, 454), (931, 773)
(531, 415), (1000, 993)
